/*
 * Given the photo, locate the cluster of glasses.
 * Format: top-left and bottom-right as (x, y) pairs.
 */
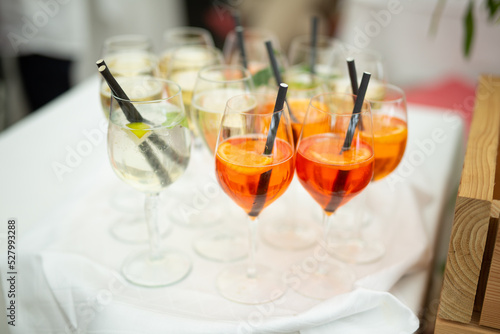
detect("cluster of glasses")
(97, 24), (408, 304)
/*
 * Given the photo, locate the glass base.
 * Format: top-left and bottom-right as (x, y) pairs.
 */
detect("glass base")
(216, 264), (285, 304)
(261, 219), (320, 250)
(109, 217), (171, 244)
(291, 261), (355, 300)
(193, 229), (248, 262)
(121, 249), (191, 287)
(330, 239), (385, 264)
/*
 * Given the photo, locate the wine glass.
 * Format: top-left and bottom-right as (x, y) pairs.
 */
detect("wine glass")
(99, 34), (159, 118)
(287, 33), (337, 79)
(174, 64), (255, 262)
(329, 84), (407, 264)
(223, 27), (288, 87)
(260, 68), (327, 250)
(326, 48), (386, 101)
(98, 35), (163, 244)
(159, 26), (215, 79)
(293, 92), (374, 299)
(166, 45), (224, 138)
(107, 77), (192, 287)
(214, 89), (295, 304)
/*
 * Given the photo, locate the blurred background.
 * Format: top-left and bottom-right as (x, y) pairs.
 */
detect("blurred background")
(0, 0), (498, 130)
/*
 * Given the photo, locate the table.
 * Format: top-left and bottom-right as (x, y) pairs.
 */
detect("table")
(0, 76), (465, 333)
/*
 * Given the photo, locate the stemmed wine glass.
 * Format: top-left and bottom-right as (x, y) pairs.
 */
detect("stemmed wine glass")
(166, 45), (224, 138)
(99, 34), (159, 118)
(159, 26), (215, 79)
(329, 83), (408, 264)
(214, 86), (295, 304)
(287, 33), (337, 79)
(223, 27), (288, 87)
(172, 64), (255, 262)
(106, 76), (192, 286)
(326, 48), (386, 100)
(98, 35), (163, 244)
(293, 91), (374, 299)
(260, 68), (327, 250)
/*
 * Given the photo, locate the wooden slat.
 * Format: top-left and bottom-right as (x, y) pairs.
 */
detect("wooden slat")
(438, 197), (490, 323)
(458, 75), (500, 201)
(480, 219), (500, 329)
(436, 317), (500, 334)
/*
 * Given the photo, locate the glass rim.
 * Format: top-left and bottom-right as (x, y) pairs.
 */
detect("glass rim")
(198, 64), (252, 82)
(366, 83), (406, 103)
(169, 44), (222, 59)
(103, 34), (153, 51)
(308, 92), (371, 116)
(163, 26), (213, 44)
(110, 78), (182, 104)
(225, 92), (287, 116)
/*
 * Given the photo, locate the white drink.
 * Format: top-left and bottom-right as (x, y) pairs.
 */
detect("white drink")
(106, 51), (158, 77)
(191, 88), (248, 152)
(108, 105), (191, 193)
(100, 76), (163, 118)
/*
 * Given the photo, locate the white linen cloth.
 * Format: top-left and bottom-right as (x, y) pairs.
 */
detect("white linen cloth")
(0, 77), (465, 334)
(13, 148), (426, 334)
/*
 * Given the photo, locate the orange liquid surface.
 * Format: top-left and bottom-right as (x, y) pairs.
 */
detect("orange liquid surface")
(216, 135), (294, 217)
(366, 115), (407, 181)
(296, 134), (374, 215)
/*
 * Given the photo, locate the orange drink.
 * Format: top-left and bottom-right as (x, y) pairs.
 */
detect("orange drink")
(216, 135), (294, 218)
(296, 133), (374, 215)
(368, 114), (407, 181)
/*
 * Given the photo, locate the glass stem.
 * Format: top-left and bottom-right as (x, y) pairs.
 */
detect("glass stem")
(145, 193), (161, 261)
(318, 212), (332, 275)
(247, 216), (258, 279)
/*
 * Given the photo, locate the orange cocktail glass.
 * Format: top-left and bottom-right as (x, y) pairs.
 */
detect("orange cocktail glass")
(214, 90), (295, 304)
(332, 83), (408, 265)
(369, 114), (407, 181)
(293, 92), (374, 300)
(365, 84), (408, 181)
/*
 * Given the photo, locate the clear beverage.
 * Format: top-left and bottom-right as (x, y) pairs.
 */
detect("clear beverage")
(191, 88), (249, 153)
(100, 76), (163, 118)
(108, 105), (191, 193)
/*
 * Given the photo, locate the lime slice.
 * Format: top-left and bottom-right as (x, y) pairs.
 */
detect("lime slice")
(126, 122), (150, 138)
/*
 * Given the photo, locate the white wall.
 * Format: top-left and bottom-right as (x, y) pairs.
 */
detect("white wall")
(336, 0), (500, 87)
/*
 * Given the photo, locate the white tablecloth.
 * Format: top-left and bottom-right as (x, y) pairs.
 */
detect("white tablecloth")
(0, 76), (465, 333)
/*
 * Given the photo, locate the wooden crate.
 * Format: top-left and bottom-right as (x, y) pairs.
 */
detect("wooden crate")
(435, 74), (500, 333)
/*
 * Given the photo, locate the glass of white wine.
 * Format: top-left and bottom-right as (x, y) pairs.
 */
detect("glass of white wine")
(223, 27), (288, 88)
(107, 77), (192, 286)
(159, 26), (215, 79)
(187, 64), (255, 262)
(98, 35), (163, 244)
(287, 33), (340, 83)
(325, 48), (387, 100)
(166, 45), (224, 138)
(99, 34), (159, 118)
